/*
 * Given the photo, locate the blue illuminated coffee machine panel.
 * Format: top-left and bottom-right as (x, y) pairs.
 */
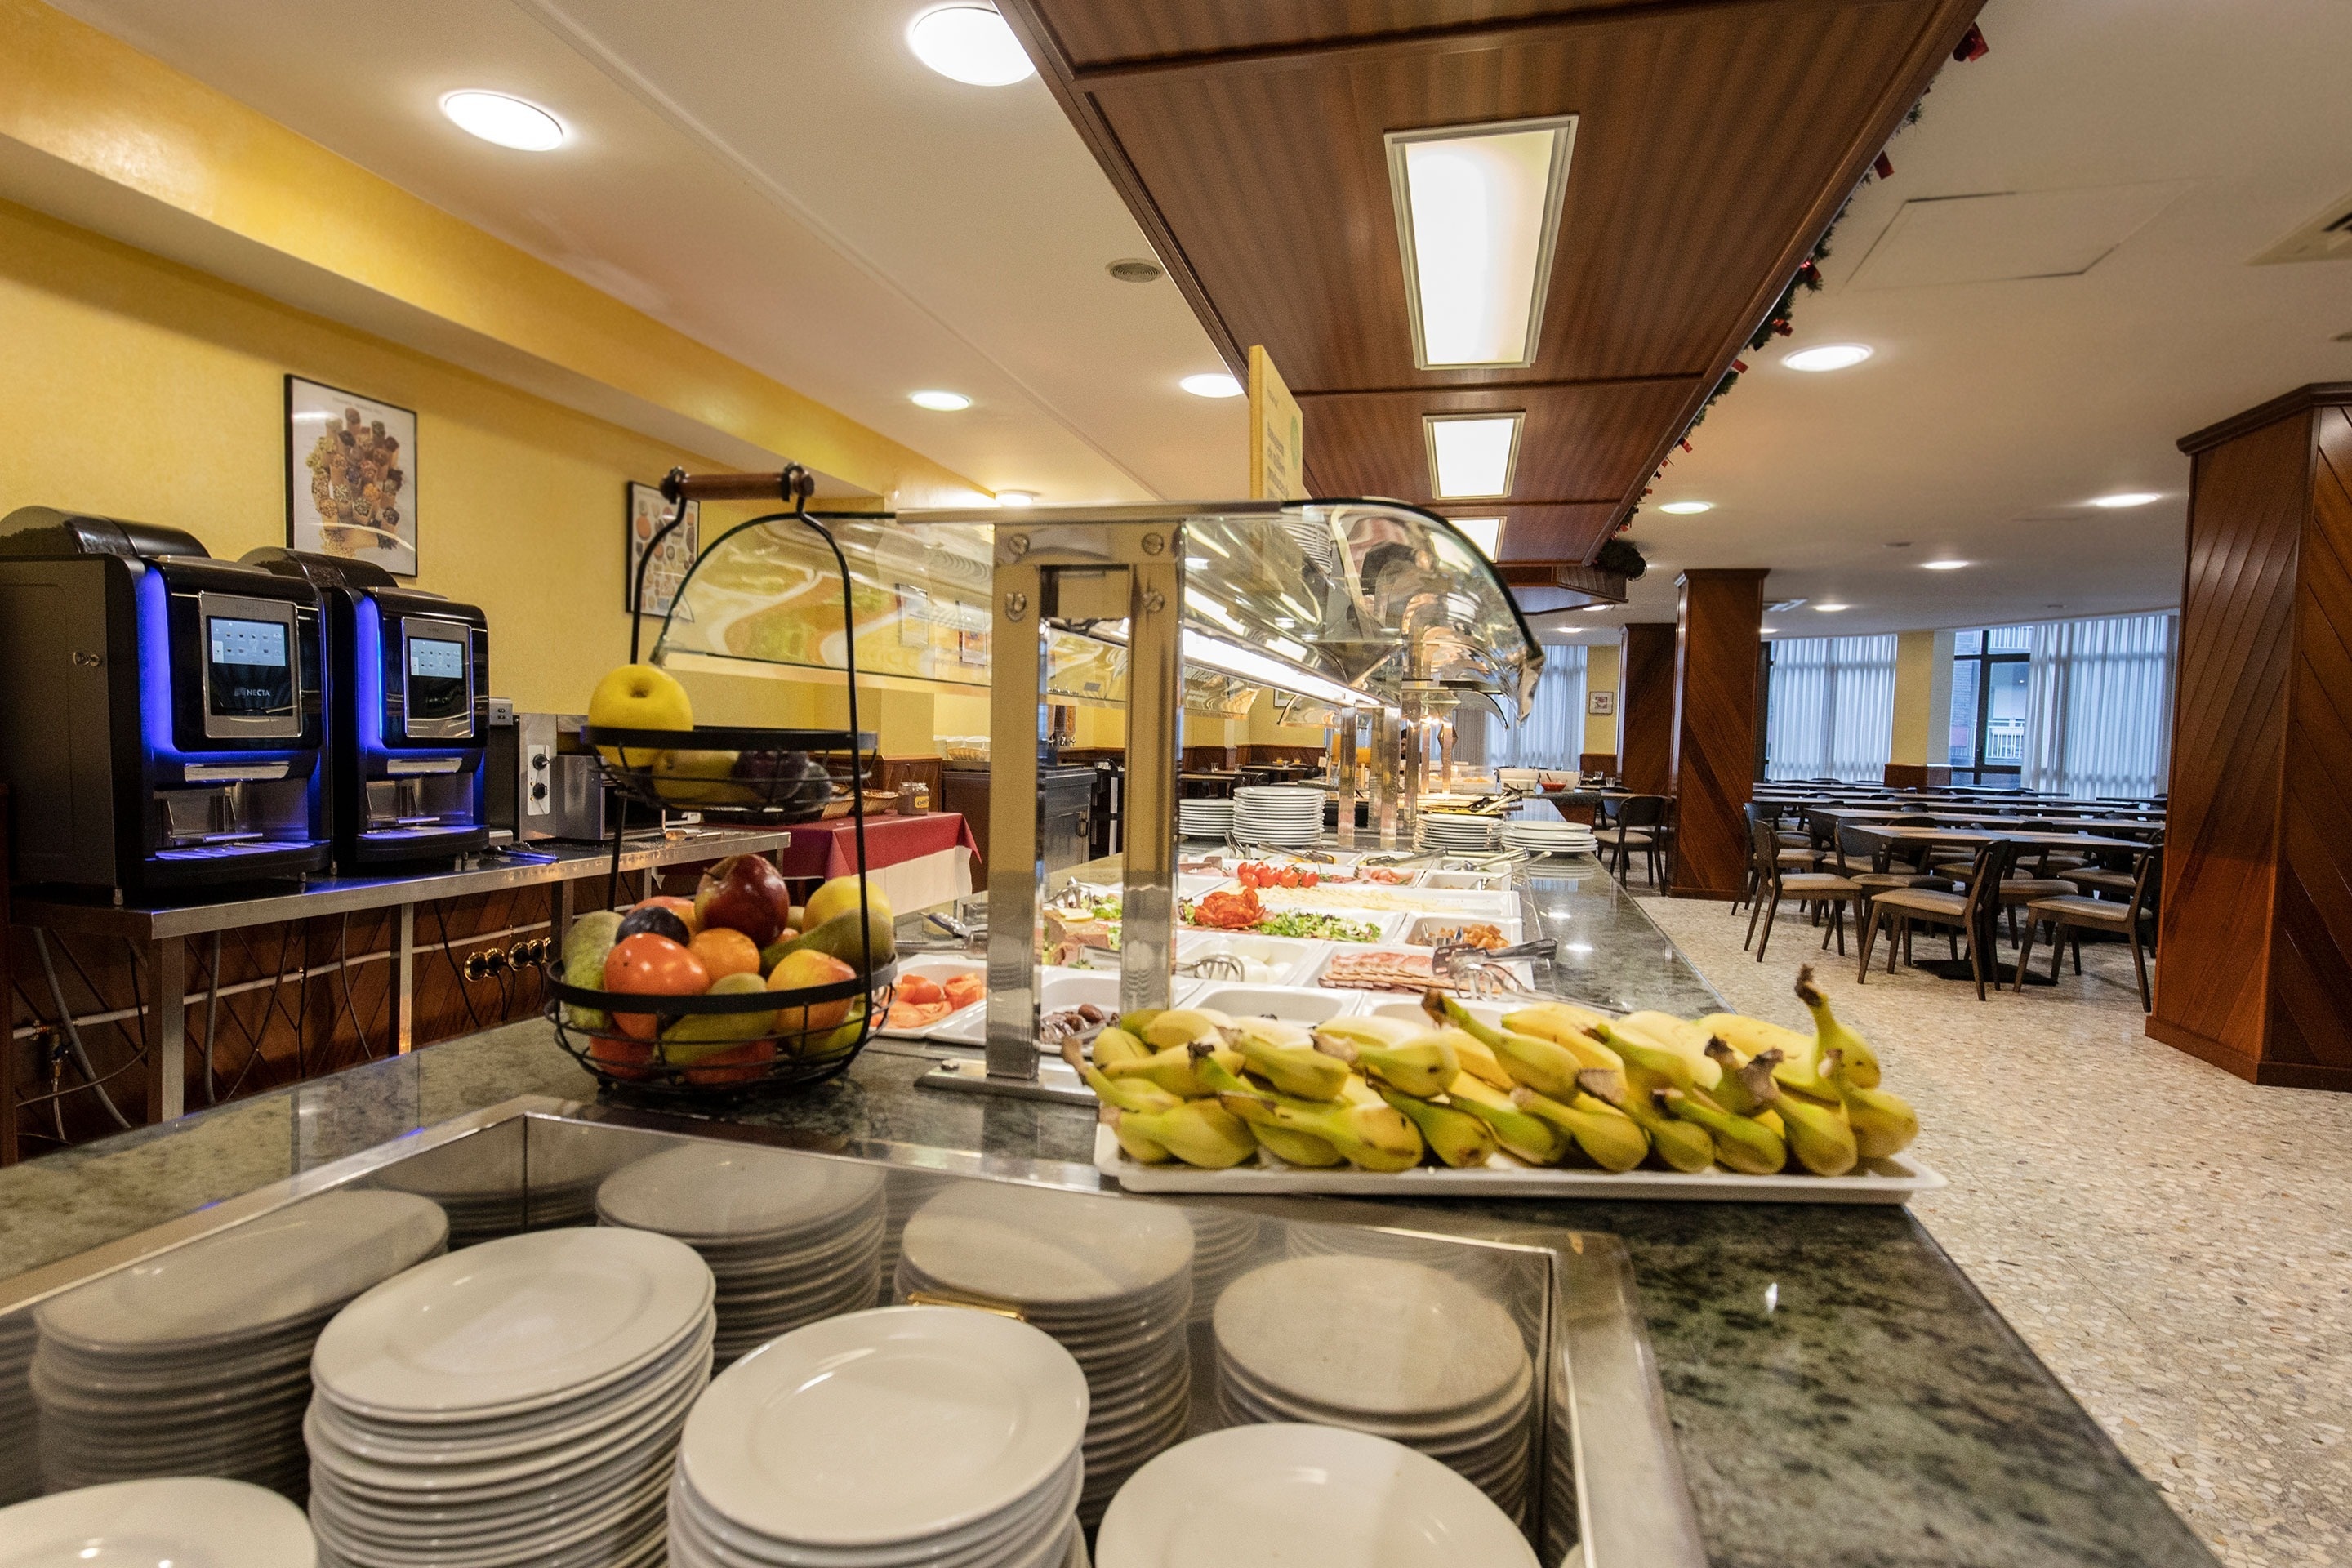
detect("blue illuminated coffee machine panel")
(0, 507), (330, 893)
(245, 550), (491, 866)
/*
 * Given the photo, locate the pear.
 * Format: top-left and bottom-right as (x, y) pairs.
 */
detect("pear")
(1314, 1028), (1459, 1098)
(1444, 1075), (1570, 1165)
(1234, 1024), (1354, 1100)
(1657, 1087), (1787, 1175)
(1061, 1039), (1182, 1114)
(1796, 965), (1882, 1089)
(1509, 1086), (1650, 1174)
(1090, 1026), (1152, 1068)
(1377, 1086), (1499, 1169)
(1111, 1102), (1258, 1169)
(1828, 1051), (1918, 1159)
(1575, 1069), (1714, 1174)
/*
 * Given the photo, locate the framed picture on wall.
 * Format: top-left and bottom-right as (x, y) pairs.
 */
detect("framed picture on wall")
(1588, 690), (1615, 715)
(286, 376), (417, 577)
(627, 482), (699, 621)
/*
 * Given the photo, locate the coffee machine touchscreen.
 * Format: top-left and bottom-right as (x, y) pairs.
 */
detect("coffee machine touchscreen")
(408, 633), (469, 724)
(207, 617), (295, 718)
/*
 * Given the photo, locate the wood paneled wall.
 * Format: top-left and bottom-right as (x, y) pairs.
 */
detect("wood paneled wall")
(1883, 764), (1953, 789)
(1619, 625), (1676, 795)
(2150, 385), (2352, 1089)
(1668, 571), (1766, 900)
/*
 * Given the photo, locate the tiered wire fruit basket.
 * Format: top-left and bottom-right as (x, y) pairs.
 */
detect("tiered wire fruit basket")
(546, 463), (897, 1098)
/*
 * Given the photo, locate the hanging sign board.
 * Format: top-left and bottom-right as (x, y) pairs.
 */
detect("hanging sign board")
(1248, 345), (1306, 501)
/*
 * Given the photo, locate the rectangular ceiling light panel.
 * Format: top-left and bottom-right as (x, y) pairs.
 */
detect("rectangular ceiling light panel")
(1425, 413), (1523, 499)
(1387, 116), (1577, 369)
(1449, 517), (1502, 559)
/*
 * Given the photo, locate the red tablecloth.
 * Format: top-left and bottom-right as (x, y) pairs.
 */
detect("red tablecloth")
(775, 813), (981, 880)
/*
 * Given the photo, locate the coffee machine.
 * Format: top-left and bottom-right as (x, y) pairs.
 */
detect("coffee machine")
(244, 549), (491, 866)
(0, 507), (331, 893)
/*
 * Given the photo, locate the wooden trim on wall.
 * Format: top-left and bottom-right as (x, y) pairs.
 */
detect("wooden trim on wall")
(1579, 752), (1619, 777)
(1882, 763), (1952, 788)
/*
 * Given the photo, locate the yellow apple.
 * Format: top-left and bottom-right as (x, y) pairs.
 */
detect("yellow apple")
(589, 664), (694, 767)
(802, 875), (892, 933)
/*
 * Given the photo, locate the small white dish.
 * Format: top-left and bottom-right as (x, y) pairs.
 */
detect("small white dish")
(0, 1477), (315, 1568)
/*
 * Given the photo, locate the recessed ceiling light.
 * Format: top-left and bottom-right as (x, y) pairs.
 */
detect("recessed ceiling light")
(1922, 559), (1968, 570)
(1107, 258), (1163, 283)
(1814, 603), (1850, 612)
(1386, 116), (1576, 368)
(1761, 626), (1779, 636)
(1180, 372), (1243, 399)
(440, 91), (565, 151)
(910, 390), (973, 411)
(1582, 604), (1610, 612)
(2091, 491), (2163, 508)
(1448, 517), (1502, 559)
(1782, 343), (1873, 372)
(1424, 412), (1524, 499)
(1658, 501), (1713, 515)
(907, 6), (1035, 87)
(995, 489), (1037, 506)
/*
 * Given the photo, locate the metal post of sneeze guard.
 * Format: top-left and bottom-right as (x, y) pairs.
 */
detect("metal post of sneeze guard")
(1371, 708), (1401, 850)
(1332, 711), (1359, 850)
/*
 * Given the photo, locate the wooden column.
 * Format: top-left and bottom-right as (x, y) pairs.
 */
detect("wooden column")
(2150, 384), (2352, 1089)
(1668, 570), (1767, 900)
(1619, 625), (1677, 795)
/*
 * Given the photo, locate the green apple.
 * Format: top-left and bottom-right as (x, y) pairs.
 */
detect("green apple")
(661, 972), (776, 1054)
(588, 663), (694, 767)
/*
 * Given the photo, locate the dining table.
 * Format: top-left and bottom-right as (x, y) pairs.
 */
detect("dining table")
(1805, 806), (2165, 840)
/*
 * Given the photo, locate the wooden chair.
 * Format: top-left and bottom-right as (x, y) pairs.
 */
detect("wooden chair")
(1829, 824), (1940, 918)
(1744, 816), (1861, 961)
(1737, 801), (1819, 911)
(1856, 839), (2017, 1000)
(2016, 847), (2163, 1009)
(1603, 794), (1667, 889)
(2062, 831), (2161, 902)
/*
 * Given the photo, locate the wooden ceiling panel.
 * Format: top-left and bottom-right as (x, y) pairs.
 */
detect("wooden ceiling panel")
(1486, 506), (1624, 564)
(1004, 0), (1984, 561)
(1299, 381), (1701, 502)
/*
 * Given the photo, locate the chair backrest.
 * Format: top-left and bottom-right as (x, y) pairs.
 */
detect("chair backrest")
(1834, 824), (1879, 875)
(1746, 813), (1782, 887)
(1616, 794), (1666, 830)
(2126, 844), (2164, 922)
(1892, 814), (1937, 826)
(1957, 840), (2018, 926)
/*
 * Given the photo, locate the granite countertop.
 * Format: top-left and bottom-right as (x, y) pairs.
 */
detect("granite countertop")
(0, 865), (2213, 1567)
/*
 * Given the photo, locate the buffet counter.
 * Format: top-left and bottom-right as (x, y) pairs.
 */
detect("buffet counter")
(0, 866), (2215, 1568)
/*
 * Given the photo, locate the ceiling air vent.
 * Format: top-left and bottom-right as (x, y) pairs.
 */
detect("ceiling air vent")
(1767, 598), (1808, 613)
(2252, 188), (2352, 265)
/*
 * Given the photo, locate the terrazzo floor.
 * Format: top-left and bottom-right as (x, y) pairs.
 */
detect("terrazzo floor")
(1626, 884), (2352, 1568)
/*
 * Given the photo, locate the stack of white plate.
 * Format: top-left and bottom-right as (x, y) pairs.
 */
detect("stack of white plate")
(368, 1128), (621, 1247)
(596, 1143), (885, 1365)
(878, 1170), (953, 1307)
(1501, 818), (1597, 857)
(30, 1190), (448, 1500)
(1097, 1424), (1538, 1568)
(1233, 786), (1324, 848)
(304, 1227), (715, 1568)
(670, 1307), (1090, 1568)
(0, 1312), (38, 1505)
(1419, 813), (1498, 854)
(1178, 798), (1235, 840)
(1187, 1208), (1263, 1325)
(897, 1183), (1195, 1523)
(0, 1476), (318, 1568)
(1212, 1256), (1535, 1521)
(1281, 1223), (1517, 1298)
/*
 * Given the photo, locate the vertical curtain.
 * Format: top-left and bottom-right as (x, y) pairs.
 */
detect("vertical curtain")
(1473, 644), (1585, 770)
(2020, 612), (2176, 799)
(1765, 635), (1898, 781)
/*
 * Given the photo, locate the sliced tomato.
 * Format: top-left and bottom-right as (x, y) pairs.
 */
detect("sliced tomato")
(942, 973), (985, 1009)
(897, 974), (946, 1006)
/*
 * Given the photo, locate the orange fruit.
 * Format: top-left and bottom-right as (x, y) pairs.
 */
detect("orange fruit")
(689, 927), (764, 982)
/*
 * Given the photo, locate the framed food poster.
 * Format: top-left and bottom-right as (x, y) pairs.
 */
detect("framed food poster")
(287, 376), (416, 577)
(627, 482), (699, 620)
(1588, 690), (1615, 715)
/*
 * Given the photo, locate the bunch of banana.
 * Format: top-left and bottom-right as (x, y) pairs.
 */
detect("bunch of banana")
(1074, 965), (1918, 1181)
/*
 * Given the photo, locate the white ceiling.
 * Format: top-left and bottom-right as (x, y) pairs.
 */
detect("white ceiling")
(47, 0), (1249, 505)
(1557, 0), (2352, 642)
(43, 0), (2352, 642)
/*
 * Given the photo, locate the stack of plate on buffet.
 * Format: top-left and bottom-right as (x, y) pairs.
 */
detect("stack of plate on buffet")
(1419, 811), (1499, 854)
(670, 1307), (1089, 1568)
(1187, 1209), (1264, 1325)
(897, 1183), (1195, 1524)
(1232, 785), (1324, 848)
(1178, 798), (1235, 839)
(1212, 1255), (1535, 1522)
(0, 1311), (38, 1505)
(304, 1227), (715, 1568)
(29, 1189), (448, 1501)
(1096, 1425), (1538, 1568)
(0, 1477), (318, 1568)
(368, 1127), (619, 1247)
(1500, 817), (1597, 857)
(596, 1143), (886, 1366)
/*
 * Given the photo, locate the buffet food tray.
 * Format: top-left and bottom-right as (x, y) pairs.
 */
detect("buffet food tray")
(1092, 1126), (1946, 1205)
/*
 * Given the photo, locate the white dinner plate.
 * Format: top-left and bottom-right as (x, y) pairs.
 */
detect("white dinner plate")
(1094, 1425), (1538, 1568)
(898, 1186), (1193, 1309)
(1213, 1257), (1525, 1419)
(313, 1228), (712, 1419)
(0, 1477), (316, 1568)
(679, 1307), (1088, 1549)
(671, 1453), (1079, 1568)
(597, 1147), (884, 1244)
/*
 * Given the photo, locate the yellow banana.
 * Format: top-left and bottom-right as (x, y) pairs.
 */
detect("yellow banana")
(1796, 965), (1882, 1089)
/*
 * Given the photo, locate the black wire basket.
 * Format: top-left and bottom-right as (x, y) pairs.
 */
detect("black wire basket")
(544, 957), (898, 1098)
(585, 724), (866, 826)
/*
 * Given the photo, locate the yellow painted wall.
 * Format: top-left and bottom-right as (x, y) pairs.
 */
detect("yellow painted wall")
(1584, 641), (1621, 757)
(0, 196), (972, 743)
(1890, 630), (1956, 768)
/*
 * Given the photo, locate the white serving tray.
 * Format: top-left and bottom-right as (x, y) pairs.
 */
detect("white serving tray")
(924, 969), (1199, 1048)
(1172, 931), (1330, 987)
(1092, 1125), (1945, 1206)
(1396, 913), (1526, 949)
(1181, 982), (1363, 1027)
(876, 954), (987, 1040)
(1307, 944), (1536, 995)
(1257, 886), (1518, 919)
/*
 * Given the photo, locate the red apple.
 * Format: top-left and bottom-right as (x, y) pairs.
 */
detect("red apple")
(693, 853), (791, 947)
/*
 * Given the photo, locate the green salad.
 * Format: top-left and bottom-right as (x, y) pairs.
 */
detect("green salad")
(1255, 911), (1384, 942)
